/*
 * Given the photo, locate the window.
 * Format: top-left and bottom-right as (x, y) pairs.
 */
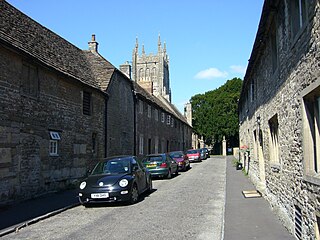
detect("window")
(268, 114), (280, 165)
(302, 82), (320, 177)
(154, 109), (159, 121)
(147, 105), (151, 118)
(139, 134), (144, 155)
(83, 91), (91, 115)
(167, 115), (171, 125)
(171, 118), (174, 127)
(146, 68), (150, 81)
(139, 100), (144, 114)
(139, 68), (144, 81)
(49, 131), (60, 156)
(49, 140), (58, 155)
(315, 213), (320, 240)
(50, 131), (61, 140)
(291, 0), (307, 39)
(21, 63), (39, 98)
(161, 112), (165, 123)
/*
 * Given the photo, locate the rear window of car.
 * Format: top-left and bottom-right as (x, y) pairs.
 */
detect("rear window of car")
(169, 152), (183, 158)
(142, 156), (164, 162)
(187, 150), (197, 154)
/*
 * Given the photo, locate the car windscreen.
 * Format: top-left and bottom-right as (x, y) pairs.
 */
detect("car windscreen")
(142, 155), (164, 163)
(91, 158), (131, 175)
(169, 152), (183, 158)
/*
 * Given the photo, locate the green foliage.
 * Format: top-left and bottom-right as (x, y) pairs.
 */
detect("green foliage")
(190, 77), (242, 146)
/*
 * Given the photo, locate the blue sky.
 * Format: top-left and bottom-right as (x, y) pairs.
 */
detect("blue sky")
(7, 0), (264, 113)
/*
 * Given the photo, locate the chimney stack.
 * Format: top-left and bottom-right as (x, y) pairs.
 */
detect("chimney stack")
(88, 34), (98, 53)
(119, 61), (132, 79)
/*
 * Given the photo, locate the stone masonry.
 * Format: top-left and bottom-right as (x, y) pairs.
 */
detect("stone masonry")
(239, 0), (320, 239)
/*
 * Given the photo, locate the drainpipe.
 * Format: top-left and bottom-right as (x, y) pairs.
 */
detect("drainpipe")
(133, 89), (137, 156)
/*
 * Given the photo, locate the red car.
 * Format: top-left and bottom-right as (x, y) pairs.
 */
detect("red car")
(169, 151), (190, 171)
(186, 149), (201, 162)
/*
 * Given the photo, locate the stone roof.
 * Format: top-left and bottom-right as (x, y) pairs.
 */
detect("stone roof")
(0, 0), (101, 90)
(83, 51), (116, 91)
(133, 81), (190, 127)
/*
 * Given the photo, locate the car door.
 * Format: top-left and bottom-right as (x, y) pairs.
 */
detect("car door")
(167, 155), (177, 173)
(132, 158), (147, 191)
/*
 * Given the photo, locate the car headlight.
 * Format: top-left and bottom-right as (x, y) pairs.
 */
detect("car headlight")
(80, 181), (86, 190)
(119, 179), (128, 187)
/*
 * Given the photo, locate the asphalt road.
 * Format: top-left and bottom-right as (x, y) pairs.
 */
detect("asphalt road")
(2, 157), (226, 240)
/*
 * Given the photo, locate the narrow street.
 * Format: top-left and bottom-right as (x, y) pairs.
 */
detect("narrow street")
(2, 157), (226, 240)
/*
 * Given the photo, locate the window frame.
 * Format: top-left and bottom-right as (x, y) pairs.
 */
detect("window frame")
(83, 91), (92, 116)
(139, 134), (144, 155)
(147, 104), (151, 118)
(161, 112), (165, 123)
(290, 0), (308, 43)
(301, 80), (320, 184)
(21, 62), (39, 98)
(268, 114), (280, 168)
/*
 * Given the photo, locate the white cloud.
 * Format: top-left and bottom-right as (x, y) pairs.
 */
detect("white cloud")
(229, 65), (246, 74)
(194, 68), (228, 80)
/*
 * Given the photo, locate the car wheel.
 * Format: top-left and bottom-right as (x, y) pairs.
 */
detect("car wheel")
(129, 184), (139, 204)
(167, 169), (172, 179)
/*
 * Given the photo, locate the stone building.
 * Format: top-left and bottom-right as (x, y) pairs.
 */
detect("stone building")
(120, 39), (192, 158)
(133, 82), (192, 158)
(0, 1), (106, 203)
(0, 0), (192, 204)
(132, 36), (171, 102)
(84, 35), (135, 157)
(238, 0), (320, 239)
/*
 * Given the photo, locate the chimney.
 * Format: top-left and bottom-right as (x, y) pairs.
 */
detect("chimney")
(88, 34), (98, 53)
(119, 61), (132, 79)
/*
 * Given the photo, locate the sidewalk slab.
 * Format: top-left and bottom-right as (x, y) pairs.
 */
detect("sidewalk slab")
(0, 188), (80, 236)
(223, 156), (294, 240)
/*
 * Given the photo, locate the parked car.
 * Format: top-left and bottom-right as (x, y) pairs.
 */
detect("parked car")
(78, 156), (152, 206)
(186, 149), (201, 162)
(169, 151), (190, 171)
(142, 153), (178, 179)
(200, 148), (207, 160)
(203, 148), (210, 158)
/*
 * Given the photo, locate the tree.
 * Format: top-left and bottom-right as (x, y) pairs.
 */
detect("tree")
(190, 77), (242, 147)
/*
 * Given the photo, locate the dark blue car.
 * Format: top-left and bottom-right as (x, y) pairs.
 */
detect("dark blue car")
(78, 156), (152, 206)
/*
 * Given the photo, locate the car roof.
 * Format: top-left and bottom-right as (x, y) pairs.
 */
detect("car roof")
(100, 155), (135, 162)
(146, 153), (166, 156)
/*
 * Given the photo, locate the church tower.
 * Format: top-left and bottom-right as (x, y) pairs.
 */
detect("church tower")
(132, 35), (171, 102)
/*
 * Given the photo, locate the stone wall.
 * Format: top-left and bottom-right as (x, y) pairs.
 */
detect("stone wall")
(106, 73), (135, 157)
(0, 46), (105, 204)
(239, 0), (320, 238)
(135, 97), (192, 158)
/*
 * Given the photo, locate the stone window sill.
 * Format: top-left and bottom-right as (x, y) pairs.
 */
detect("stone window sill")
(303, 174), (320, 186)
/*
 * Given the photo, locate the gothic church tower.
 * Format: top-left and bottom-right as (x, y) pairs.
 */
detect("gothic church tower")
(132, 35), (171, 102)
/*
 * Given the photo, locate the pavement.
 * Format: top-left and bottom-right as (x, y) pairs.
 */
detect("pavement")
(0, 156), (294, 239)
(224, 156), (294, 239)
(0, 188), (80, 237)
